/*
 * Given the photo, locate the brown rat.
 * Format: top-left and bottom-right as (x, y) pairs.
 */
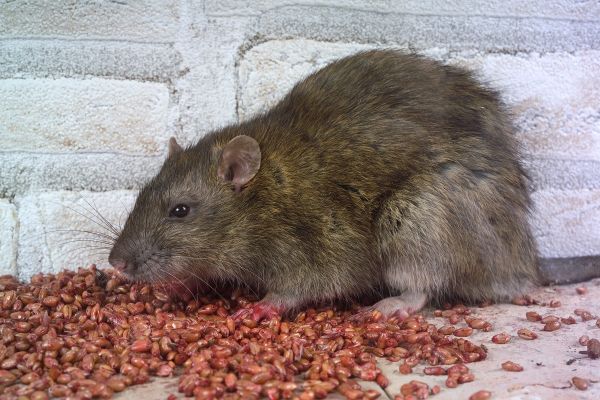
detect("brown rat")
(109, 50), (540, 319)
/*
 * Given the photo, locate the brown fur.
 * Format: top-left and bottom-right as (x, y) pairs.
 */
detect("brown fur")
(109, 50), (540, 309)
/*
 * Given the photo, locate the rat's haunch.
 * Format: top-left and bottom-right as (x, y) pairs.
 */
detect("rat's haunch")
(109, 50), (540, 319)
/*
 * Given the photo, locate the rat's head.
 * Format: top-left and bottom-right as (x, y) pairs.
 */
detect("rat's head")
(108, 134), (262, 286)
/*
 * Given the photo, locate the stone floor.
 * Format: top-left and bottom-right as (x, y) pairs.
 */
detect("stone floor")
(117, 280), (600, 400)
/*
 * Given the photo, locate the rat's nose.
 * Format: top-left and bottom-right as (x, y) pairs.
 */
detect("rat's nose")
(108, 258), (126, 271)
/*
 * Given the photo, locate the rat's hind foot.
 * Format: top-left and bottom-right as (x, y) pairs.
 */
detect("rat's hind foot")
(355, 291), (428, 321)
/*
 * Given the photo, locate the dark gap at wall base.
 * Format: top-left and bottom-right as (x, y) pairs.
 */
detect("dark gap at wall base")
(541, 256), (600, 285)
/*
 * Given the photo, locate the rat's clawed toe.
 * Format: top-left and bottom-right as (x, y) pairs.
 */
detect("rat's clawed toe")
(355, 292), (428, 322)
(232, 301), (283, 322)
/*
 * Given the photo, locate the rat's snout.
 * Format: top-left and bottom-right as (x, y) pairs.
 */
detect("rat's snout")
(108, 236), (161, 280)
(108, 258), (126, 271)
(107, 248), (134, 274)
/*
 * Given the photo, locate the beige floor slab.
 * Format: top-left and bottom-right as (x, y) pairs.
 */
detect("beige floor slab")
(116, 280), (600, 400)
(380, 279), (600, 400)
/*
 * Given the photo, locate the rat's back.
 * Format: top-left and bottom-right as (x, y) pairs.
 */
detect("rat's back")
(257, 50), (539, 309)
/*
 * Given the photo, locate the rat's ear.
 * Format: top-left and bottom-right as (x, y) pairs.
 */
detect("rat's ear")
(168, 137), (183, 158)
(217, 135), (261, 192)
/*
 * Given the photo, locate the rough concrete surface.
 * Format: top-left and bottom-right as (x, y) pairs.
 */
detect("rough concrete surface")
(380, 280), (600, 400)
(114, 280), (600, 400)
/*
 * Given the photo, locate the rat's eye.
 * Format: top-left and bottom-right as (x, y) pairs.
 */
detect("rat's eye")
(169, 204), (190, 218)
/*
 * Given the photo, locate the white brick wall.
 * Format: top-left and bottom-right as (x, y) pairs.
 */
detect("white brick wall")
(0, 1), (181, 41)
(0, 200), (17, 276)
(14, 191), (136, 280)
(531, 189), (600, 258)
(1, 78), (170, 154)
(1, 0), (599, 280)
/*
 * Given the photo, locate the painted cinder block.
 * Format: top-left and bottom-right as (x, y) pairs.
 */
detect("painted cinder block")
(531, 189), (600, 258)
(0, 40), (184, 82)
(0, 0), (181, 42)
(0, 78), (170, 155)
(206, 0), (599, 21)
(0, 200), (18, 276)
(15, 191), (137, 281)
(0, 153), (163, 198)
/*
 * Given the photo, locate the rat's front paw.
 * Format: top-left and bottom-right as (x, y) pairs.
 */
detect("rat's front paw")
(231, 301), (283, 323)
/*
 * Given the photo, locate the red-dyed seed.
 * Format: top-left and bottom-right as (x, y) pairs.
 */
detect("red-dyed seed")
(525, 311), (542, 322)
(466, 318), (487, 329)
(156, 364), (172, 377)
(399, 363), (412, 374)
(14, 321), (32, 333)
(572, 377), (589, 390)
(549, 300), (561, 308)
(469, 390), (492, 400)
(445, 377), (458, 388)
(447, 364), (469, 376)
(541, 315), (559, 324)
(423, 366), (446, 376)
(543, 321), (561, 331)
(376, 373), (389, 388)
(130, 338), (152, 353)
(501, 361), (523, 372)
(438, 324), (455, 335)
(575, 287), (588, 295)
(588, 339), (600, 359)
(48, 385), (70, 397)
(0, 370), (17, 384)
(581, 312), (595, 322)
(453, 327), (473, 337)
(106, 377), (127, 392)
(42, 296), (59, 307)
(491, 333), (511, 344)
(31, 391), (49, 400)
(517, 328), (538, 340)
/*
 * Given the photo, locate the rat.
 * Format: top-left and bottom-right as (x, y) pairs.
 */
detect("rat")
(108, 50), (540, 321)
